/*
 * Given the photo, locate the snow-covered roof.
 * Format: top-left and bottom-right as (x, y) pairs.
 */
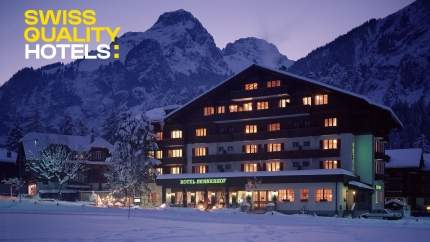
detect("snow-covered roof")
(424, 153), (430, 171)
(385, 148), (423, 168)
(0, 148), (17, 163)
(165, 64), (403, 127)
(145, 105), (181, 122)
(20, 132), (113, 159)
(157, 168), (355, 180)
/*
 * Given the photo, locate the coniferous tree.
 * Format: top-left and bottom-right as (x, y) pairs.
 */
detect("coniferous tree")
(24, 110), (44, 133)
(6, 122), (23, 152)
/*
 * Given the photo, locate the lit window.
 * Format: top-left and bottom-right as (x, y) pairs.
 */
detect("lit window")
(195, 128), (207, 137)
(217, 106), (225, 114)
(267, 143), (282, 152)
(244, 144), (258, 154)
(194, 147), (207, 157)
(315, 188), (332, 202)
(278, 189), (294, 202)
(244, 163), (258, 172)
(171, 130), (182, 139)
(203, 106), (215, 116)
(171, 166), (181, 174)
(245, 82), (258, 90)
(322, 139), (338, 149)
(168, 149), (182, 158)
(147, 151), (154, 158)
(279, 98), (290, 108)
(155, 132), (163, 141)
(193, 165), (207, 174)
(267, 80), (281, 88)
(257, 101), (269, 110)
(243, 102), (253, 111)
(245, 125), (257, 134)
(300, 189), (309, 201)
(315, 94), (328, 105)
(156, 167), (163, 175)
(303, 96), (312, 106)
(266, 161), (281, 172)
(323, 160), (338, 169)
(229, 104), (238, 113)
(155, 150), (163, 159)
(375, 159), (384, 175)
(324, 117), (337, 127)
(268, 123), (280, 132)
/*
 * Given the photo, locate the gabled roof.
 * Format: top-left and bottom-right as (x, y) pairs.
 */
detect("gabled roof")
(165, 64), (402, 127)
(385, 148), (423, 168)
(20, 132), (113, 159)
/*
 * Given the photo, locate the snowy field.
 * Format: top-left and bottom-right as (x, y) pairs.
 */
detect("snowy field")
(1, 200), (430, 242)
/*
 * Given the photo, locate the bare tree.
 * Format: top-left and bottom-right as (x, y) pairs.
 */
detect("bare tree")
(106, 113), (160, 217)
(27, 145), (84, 201)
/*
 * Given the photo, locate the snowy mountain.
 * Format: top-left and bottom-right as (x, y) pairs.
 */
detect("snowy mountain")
(223, 37), (294, 73)
(288, 0), (430, 148)
(0, 9), (287, 139)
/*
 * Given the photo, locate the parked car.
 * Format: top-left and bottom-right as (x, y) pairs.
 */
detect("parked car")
(360, 209), (402, 220)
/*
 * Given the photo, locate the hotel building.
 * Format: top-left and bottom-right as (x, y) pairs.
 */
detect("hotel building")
(154, 64), (401, 215)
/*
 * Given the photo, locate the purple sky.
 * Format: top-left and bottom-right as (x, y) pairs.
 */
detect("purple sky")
(0, 0), (414, 86)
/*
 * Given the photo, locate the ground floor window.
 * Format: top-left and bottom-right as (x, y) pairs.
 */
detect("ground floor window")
(315, 188), (333, 202)
(278, 189), (294, 202)
(300, 188), (309, 201)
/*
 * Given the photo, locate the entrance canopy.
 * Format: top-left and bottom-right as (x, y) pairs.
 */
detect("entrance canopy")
(156, 169), (358, 188)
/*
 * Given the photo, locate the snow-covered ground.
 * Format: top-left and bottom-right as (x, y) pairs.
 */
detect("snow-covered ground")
(0, 199), (429, 242)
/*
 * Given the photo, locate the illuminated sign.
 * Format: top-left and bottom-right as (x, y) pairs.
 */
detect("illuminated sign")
(375, 185), (382, 190)
(180, 178), (227, 185)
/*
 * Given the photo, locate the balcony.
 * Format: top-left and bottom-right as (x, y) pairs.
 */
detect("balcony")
(161, 157), (185, 164)
(191, 149), (339, 163)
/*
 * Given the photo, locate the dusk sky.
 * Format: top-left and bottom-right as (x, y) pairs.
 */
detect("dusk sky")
(0, 0), (414, 86)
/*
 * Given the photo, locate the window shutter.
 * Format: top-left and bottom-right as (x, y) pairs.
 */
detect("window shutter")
(242, 145), (245, 153)
(205, 165), (209, 173)
(320, 161), (324, 169)
(258, 144), (263, 152)
(280, 162), (284, 171)
(264, 144), (268, 152)
(257, 163), (262, 171)
(281, 143), (285, 151)
(192, 166), (196, 173)
(206, 147), (209, 155)
(337, 160), (341, 168)
(241, 164), (244, 171)
(192, 148), (195, 157)
(166, 167), (170, 174)
(262, 163), (267, 171)
(320, 140), (323, 149)
(337, 139), (341, 149)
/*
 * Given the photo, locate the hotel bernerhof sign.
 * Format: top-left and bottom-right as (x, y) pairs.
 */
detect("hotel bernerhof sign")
(179, 178), (227, 185)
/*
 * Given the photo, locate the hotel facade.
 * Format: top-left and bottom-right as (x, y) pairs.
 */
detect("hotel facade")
(154, 65), (401, 215)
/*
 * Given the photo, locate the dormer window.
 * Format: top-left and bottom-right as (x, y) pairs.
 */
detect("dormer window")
(267, 80), (281, 88)
(245, 82), (258, 90)
(203, 106), (215, 116)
